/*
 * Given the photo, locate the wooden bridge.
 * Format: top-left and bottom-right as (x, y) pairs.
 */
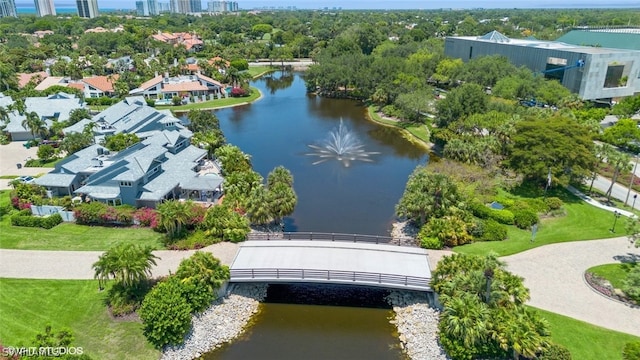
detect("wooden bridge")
(230, 233), (432, 292)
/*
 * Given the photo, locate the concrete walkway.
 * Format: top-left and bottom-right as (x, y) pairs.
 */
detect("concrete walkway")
(503, 236), (640, 337)
(567, 185), (636, 218)
(0, 242), (239, 280)
(0, 141), (53, 190)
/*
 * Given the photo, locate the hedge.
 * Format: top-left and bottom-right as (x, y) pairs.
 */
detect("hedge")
(470, 202), (514, 225)
(481, 220), (508, 242)
(11, 213), (63, 229)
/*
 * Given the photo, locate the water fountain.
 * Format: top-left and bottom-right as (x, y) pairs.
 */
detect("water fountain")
(306, 119), (380, 167)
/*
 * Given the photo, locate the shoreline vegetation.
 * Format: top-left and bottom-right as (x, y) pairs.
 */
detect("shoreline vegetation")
(366, 106), (437, 152)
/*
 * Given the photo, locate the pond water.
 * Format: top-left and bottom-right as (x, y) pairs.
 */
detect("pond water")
(215, 71), (429, 236)
(201, 71), (428, 360)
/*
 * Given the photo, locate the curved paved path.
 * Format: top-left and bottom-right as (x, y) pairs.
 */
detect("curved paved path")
(0, 242), (240, 280)
(503, 236), (640, 337)
(1, 239), (638, 336)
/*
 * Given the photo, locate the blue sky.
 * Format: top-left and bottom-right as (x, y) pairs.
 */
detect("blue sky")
(17, 0), (640, 9)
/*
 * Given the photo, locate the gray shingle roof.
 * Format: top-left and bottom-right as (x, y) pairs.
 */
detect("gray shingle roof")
(34, 173), (76, 187)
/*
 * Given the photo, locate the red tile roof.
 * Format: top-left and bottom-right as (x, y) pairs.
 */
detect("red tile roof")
(17, 72), (48, 88)
(196, 74), (223, 87)
(137, 75), (163, 91)
(162, 82), (208, 92)
(83, 75), (118, 92)
(67, 82), (85, 91)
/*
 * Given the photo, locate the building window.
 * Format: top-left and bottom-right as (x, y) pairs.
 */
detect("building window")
(120, 181), (133, 187)
(603, 63), (626, 88)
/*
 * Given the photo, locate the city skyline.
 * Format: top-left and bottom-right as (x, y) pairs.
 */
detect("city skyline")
(14, 0), (640, 9)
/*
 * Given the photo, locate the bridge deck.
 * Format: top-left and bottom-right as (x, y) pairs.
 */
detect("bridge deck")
(230, 240), (432, 291)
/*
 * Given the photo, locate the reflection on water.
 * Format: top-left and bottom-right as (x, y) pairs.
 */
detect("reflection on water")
(264, 71), (295, 94)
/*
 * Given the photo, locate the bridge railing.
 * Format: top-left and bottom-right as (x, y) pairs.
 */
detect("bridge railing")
(230, 268), (431, 289)
(246, 232), (417, 247)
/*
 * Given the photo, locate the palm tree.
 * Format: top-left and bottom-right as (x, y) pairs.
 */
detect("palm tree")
(246, 186), (272, 225)
(267, 166), (294, 188)
(605, 150), (632, 201)
(9, 99), (26, 115)
(156, 200), (192, 238)
(589, 143), (612, 195)
(439, 292), (490, 348)
(22, 112), (47, 140)
(92, 243), (159, 290)
(396, 168), (461, 226)
(267, 182), (297, 225)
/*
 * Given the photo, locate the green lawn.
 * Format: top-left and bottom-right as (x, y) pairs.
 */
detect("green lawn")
(155, 86), (262, 112)
(456, 188), (619, 256)
(367, 106), (432, 147)
(0, 191), (163, 251)
(0, 278), (158, 360)
(531, 307), (640, 360)
(246, 65), (276, 78)
(587, 263), (637, 289)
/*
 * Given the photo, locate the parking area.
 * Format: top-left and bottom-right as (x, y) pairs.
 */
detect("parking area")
(0, 142), (52, 190)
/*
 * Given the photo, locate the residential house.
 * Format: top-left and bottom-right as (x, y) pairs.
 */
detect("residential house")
(129, 73), (224, 102)
(63, 96), (189, 143)
(151, 32), (203, 52)
(17, 71), (49, 89)
(35, 128), (223, 208)
(5, 92), (85, 141)
(79, 75), (119, 98)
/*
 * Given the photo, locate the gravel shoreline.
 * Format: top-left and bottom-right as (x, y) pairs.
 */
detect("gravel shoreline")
(161, 283), (268, 360)
(387, 291), (448, 360)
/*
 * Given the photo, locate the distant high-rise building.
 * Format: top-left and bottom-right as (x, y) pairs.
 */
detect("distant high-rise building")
(147, 0), (158, 15)
(157, 1), (170, 12)
(207, 0), (236, 12)
(76, 0), (98, 18)
(0, 0), (17, 17)
(34, 0), (56, 16)
(188, 0), (200, 12)
(135, 0), (148, 15)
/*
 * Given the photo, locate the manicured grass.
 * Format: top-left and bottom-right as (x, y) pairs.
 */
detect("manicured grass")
(24, 157), (63, 168)
(0, 278), (158, 360)
(155, 86), (262, 112)
(246, 65), (276, 78)
(0, 191), (163, 251)
(456, 188), (619, 256)
(587, 263), (637, 289)
(531, 306), (640, 360)
(367, 106), (432, 147)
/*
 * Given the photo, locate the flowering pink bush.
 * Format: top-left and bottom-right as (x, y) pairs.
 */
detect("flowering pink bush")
(134, 208), (159, 228)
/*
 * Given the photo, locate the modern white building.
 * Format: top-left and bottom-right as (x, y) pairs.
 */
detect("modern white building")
(76, 0), (98, 18)
(445, 31), (640, 101)
(34, 0), (56, 16)
(0, 0), (17, 17)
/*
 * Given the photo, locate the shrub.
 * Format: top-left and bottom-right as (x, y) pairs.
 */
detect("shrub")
(139, 277), (192, 349)
(134, 208), (158, 228)
(481, 219), (508, 241)
(74, 202), (134, 226)
(107, 281), (152, 316)
(167, 230), (217, 250)
(522, 198), (549, 213)
(622, 266), (640, 303)
(230, 87), (247, 97)
(11, 213), (62, 229)
(37, 144), (56, 161)
(419, 236), (443, 250)
(420, 216), (472, 247)
(545, 197), (564, 210)
(175, 251), (230, 313)
(539, 343), (572, 360)
(623, 341), (640, 360)
(469, 202), (514, 225)
(513, 208), (539, 229)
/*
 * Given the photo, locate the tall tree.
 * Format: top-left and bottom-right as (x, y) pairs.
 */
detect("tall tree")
(92, 243), (158, 290)
(436, 83), (488, 127)
(507, 115), (596, 186)
(22, 111), (47, 140)
(396, 166), (461, 226)
(604, 150), (632, 201)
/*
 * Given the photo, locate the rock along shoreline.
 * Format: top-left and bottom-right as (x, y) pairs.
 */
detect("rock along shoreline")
(161, 283), (268, 360)
(163, 221), (448, 360)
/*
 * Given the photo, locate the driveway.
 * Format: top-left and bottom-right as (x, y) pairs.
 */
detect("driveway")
(503, 236), (640, 337)
(0, 142), (52, 190)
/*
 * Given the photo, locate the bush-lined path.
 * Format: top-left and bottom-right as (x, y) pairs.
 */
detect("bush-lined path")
(1, 237), (638, 336)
